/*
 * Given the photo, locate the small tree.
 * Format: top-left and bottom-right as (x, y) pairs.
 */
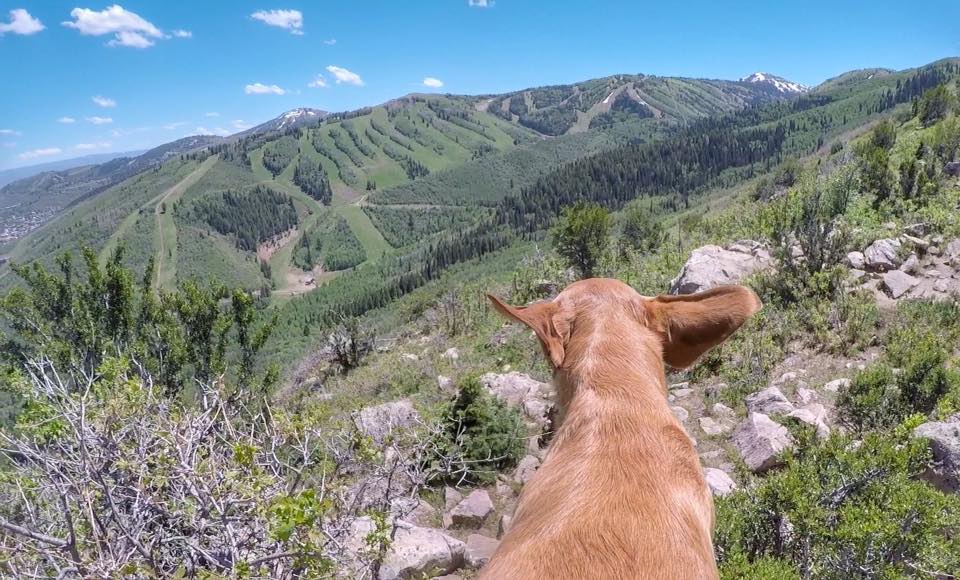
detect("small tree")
(620, 205), (665, 253)
(919, 84), (955, 127)
(552, 201), (611, 278)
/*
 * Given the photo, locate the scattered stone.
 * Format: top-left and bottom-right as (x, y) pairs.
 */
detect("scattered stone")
(788, 403), (831, 438)
(772, 372), (799, 386)
(512, 455), (541, 485)
(442, 347), (460, 361)
(823, 378), (851, 393)
(465, 534), (501, 568)
(670, 381), (690, 390)
(497, 514), (513, 539)
(437, 375), (455, 393)
(671, 388), (694, 400)
(795, 387), (818, 405)
(699, 416), (732, 437)
(671, 406), (690, 422)
(494, 478), (514, 500)
(913, 414), (960, 493)
(883, 221), (897, 231)
(705, 383), (729, 398)
(945, 161), (960, 177)
(945, 239), (960, 261)
(863, 238), (903, 272)
(900, 253), (921, 274)
(849, 268), (867, 280)
(882, 270), (920, 299)
(449, 490), (494, 528)
(904, 223), (930, 237)
(845, 251), (866, 270)
(711, 403), (736, 419)
(901, 235), (929, 251)
(378, 522), (466, 579)
(669, 240), (774, 294)
(401, 353), (420, 362)
(746, 387), (794, 415)
(355, 400), (421, 444)
(444, 487), (464, 511)
(394, 498), (440, 527)
(703, 468), (737, 497)
(733, 413), (794, 472)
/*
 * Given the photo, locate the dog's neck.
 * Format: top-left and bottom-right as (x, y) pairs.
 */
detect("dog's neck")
(550, 313), (669, 432)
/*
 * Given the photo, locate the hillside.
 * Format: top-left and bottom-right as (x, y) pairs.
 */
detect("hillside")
(2, 57), (959, 578)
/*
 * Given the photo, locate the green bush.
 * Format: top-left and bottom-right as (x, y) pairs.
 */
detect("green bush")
(429, 375), (525, 484)
(715, 430), (960, 579)
(552, 201), (611, 278)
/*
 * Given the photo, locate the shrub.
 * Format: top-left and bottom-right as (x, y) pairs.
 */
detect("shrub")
(429, 375), (525, 484)
(919, 84), (955, 127)
(620, 204), (664, 253)
(552, 201), (611, 278)
(715, 430), (960, 578)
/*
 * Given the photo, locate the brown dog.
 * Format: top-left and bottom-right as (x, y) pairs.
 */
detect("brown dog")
(481, 279), (761, 580)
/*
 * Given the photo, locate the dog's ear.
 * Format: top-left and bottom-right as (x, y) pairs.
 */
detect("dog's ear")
(642, 285), (762, 369)
(487, 294), (568, 368)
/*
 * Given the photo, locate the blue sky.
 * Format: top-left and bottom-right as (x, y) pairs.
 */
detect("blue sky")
(0, 0), (957, 170)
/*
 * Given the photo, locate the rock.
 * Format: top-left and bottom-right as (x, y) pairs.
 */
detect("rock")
(378, 522), (466, 579)
(733, 413), (794, 472)
(904, 223), (930, 237)
(823, 378), (851, 393)
(437, 375), (455, 393)
(497, 514), (513, 539)
(394, 498), (440, 527)
(442, 347), (460, 361)
(900, 253), (921, 274)
(434, 576), (463, 580)
(945, 161), (960, 177)
(863, 238), (903, 272)
(464, 534), (500, 568)
(788, 403), (831, 438)
(795, 387), (818, 405)
(699, 416), (732, 436)
(945, 239), (960, 260)
(901, 235), (929, 251)
(449, 490), (494, 528)
(494, 478), (514, 499)
(671, 388), (694, 400)
(772, 372), (799, 386)
(849, 268), (867, 280)
(480, 372), (552, 426)
(711, 403), (736, 419)
(705, 383), (729, 398)
(703, 468), (737, 497)
(882, 270), (920, 299)
(670, 381), (691, 390)
(746, 387), (794, 415)
(883, 221), (897, 231)
(671, 406), (689, 422)
(669, 240), (774, 294)
(401, 353), (420, 362)
(512, 454), (541, 485)
(913, 415), (960, 493)
(355, 400), (421, 444)
(845, 251), (866, 269)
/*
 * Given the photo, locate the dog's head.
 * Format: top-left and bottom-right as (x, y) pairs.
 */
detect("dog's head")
(488, 279), (761, 370)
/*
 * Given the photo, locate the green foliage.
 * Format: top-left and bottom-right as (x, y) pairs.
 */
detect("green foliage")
(715, 430), (960, 578)
(187, 185), (297, 252)
(552, 201), (612, 278)
(856, 132), (896, 209)
(293, 215), (367, 271)
(919, 84), (955, 126)
(292, 156), (333, 204)
(363, 206), (482, 248)
(619, 204), (665, 253)
(430, 375), (525, 484)
(261, 136), (299, 176)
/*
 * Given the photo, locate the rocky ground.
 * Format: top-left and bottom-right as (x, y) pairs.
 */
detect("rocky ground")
(329, 227), (960, 579)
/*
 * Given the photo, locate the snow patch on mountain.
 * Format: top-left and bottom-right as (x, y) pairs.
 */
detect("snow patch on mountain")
(740, 72), (807, 94)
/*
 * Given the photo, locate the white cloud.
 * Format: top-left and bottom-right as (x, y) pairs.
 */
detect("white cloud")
(468, 0), (493, 6)
(423, 77), (444, 88)
(323, 38), (336, 45)
(92, 95), (117, 108)
(231, 120), (253, 130)
(245, 83), (287, 95)
(0, 129), (22, 136)
(326, 65), (363, 86)
(63, 5), (164, 48)
(171, 29), (191, 38)
(308, 75), (328, 88)
(18, 147), (62, 160)
(251, 9), (303, 35)
(86, 116), (114, 125)
(74, 141), (111, 151)
(163, 121), (188, 130)
(194, 126), (231, 136)
(0, 8), (45, 35)
(58, 116), (77, 124)
(205, 112), (220, 117)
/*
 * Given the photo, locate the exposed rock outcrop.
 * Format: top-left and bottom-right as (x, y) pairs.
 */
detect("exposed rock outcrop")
(913, 414), (960, 493)
(733, 413), (794, 472)
(670, 240), (774, 294)
(355, 399), (420, 444)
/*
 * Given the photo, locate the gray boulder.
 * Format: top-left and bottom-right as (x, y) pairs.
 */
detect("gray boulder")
(480, 372), (552, 426)
(449, 490), (494, 528)
(379, 522), (466, 579)
(863, 238), (902, 272)
(733, 413), (794, 472)
(355, 399), (420, 444)
(703, 467), (737, 497)
(913, 415), (960, 493)
(845, 251), (866, 270)
(670, 240), (774, 294)
(945, 161), (960, 177)
(787, 403), (831, 438)
(823, 378), (851, 393)
(882, 270), (920, 299)
(464, 534), (501, 568)
(512, 454), (541, 485)
(699, 416), (733, 437)
(746, 386), (794, 415)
